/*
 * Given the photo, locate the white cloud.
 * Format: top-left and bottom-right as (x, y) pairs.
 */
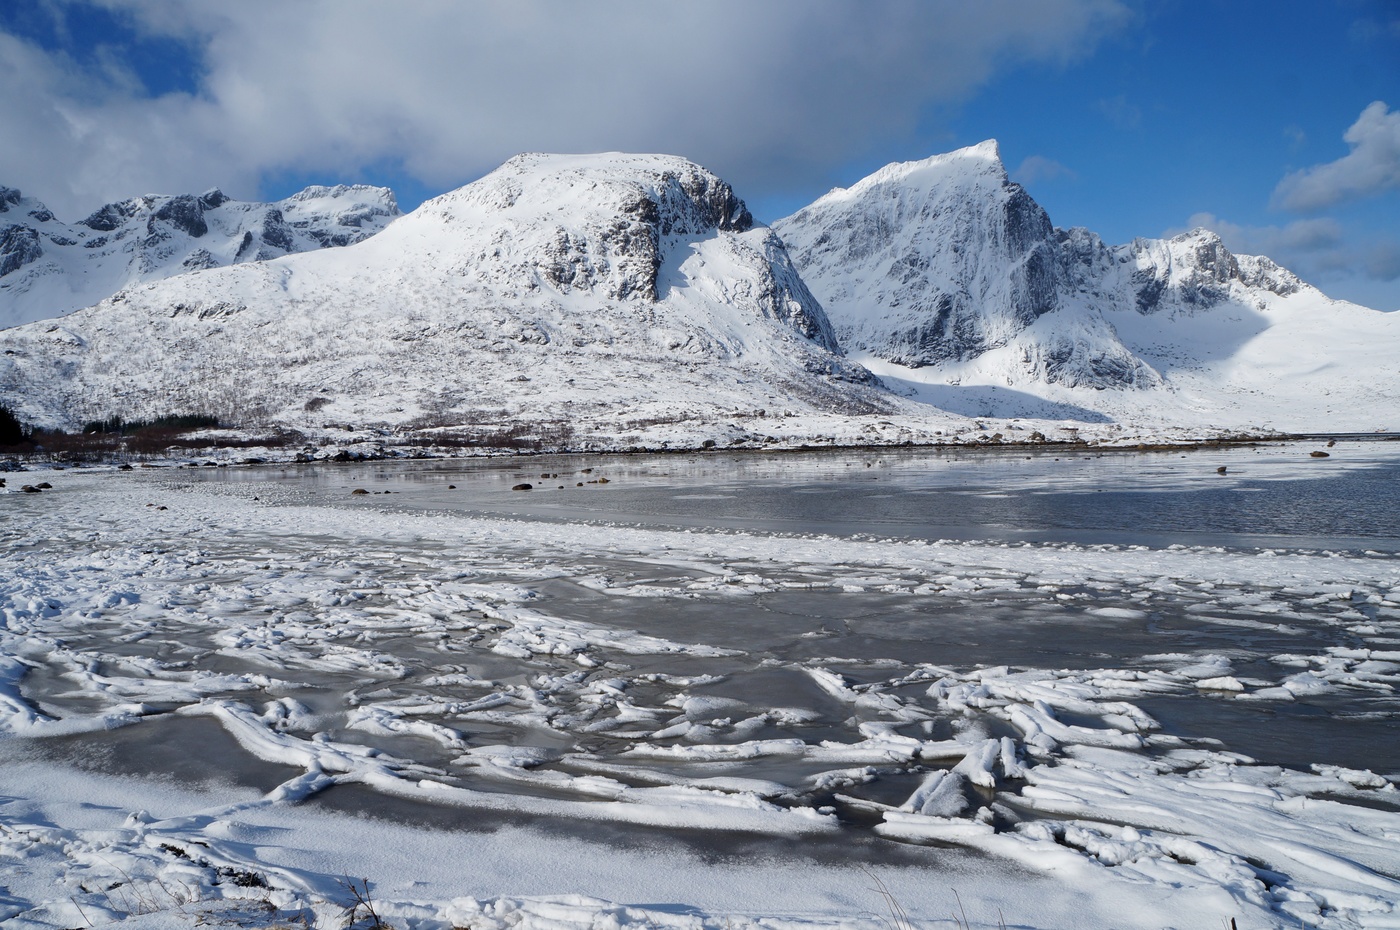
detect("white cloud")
(1271, 101), (1400, 212)
(0, 0), (1132, 217)
(1182, 212), (1343, 258)
(1012, 155), (1077, 186)
(1191, 212), (1346, 256)
(0, 31), (252, 213)
(1096, 94), (1141, 130)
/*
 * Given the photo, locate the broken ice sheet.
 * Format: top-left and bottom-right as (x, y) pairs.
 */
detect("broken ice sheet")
(2, 460), (1400, 930)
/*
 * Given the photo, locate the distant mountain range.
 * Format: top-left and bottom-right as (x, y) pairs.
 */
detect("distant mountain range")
(1, 144), (1395, 444)
(0, 183), (400, 329)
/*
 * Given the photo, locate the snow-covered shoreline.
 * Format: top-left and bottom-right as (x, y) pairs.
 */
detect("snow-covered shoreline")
(1, 414), (1333, 475)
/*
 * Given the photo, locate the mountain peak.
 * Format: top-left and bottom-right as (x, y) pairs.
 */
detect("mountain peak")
(0, 151), (882, 435)
(847, 140), (1006, 195)
(288, 184), (399, 212)
(1171, 226), (1226, 247)
(416, 152), (753, 243)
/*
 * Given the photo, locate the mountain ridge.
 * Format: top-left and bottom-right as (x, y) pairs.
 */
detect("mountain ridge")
(1, 146), (1395, 445)
(0, 182), (401, 329)
(0, 153), (893, 443)
(774, 141), (1398, 431)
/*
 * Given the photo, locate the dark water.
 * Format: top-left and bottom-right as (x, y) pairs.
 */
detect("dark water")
(194, 441), (1400, 550)
(174, 441), (1400, 783)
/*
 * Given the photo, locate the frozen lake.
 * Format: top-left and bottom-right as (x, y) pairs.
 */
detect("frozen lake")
(3, 441), (1399, 930)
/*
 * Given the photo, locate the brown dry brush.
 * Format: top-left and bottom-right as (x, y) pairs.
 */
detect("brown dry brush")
(340, 877), (390, 930)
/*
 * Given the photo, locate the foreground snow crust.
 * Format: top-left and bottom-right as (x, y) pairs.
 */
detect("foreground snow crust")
(2, 453), (1400, 930)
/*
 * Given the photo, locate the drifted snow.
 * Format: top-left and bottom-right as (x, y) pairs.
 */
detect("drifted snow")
(2, 457), (1399, 929)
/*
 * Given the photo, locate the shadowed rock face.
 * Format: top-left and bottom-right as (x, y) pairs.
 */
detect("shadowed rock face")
(775, 144), (1078, 370)
(0, 225), (43, 277)
(151, 194), (209, 240)
(653, 169), (754, 235)
(520, 161), (756, 305)
(80, 200), (137, 232)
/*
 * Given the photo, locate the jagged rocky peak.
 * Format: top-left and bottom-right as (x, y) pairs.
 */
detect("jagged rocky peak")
(0, 183), (402, 329)
(280, 184), (401, 238)
(151, 194), (209, 239)
(0, 187), (51, 279)
(1124, 227), (1303, 314)
(413, 153), (758, 304)
(0, 225), (43, 277)
(778, 142), (1342, 397)
(445, 152), (752, 232)
(774, 139), (1064, 368)
(288, 182), (398, 208)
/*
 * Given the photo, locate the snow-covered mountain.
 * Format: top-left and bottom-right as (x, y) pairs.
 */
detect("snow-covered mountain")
(0, 183), (400, 329)
(774, 141), (1400, 430)
(0, 154), (890, 439)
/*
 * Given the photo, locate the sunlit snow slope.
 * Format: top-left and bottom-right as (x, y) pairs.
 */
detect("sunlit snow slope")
(775, 141), (1400, 431)
(0, 154), (887, 433)
(0, 183), (400, 329)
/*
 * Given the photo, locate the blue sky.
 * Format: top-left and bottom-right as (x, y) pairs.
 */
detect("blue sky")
(1, 0), (1397, 308)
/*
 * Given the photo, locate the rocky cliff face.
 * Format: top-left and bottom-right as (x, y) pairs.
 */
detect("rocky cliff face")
(774, 142), (1320, 391)
(1121, 229), (1303, 316)
(0, 183), (400, 329)
(0, 153), (883, 434)
(774, 142), (1067, 368)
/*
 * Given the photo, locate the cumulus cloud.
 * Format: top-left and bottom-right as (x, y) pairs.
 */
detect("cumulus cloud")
(1012, 155), (1077, 186)
(1183, 212), (1344, 256)
(1271, 101), (1400, 212)
(0, 0), (1131, 217)
(1096, 94), (1141, 130)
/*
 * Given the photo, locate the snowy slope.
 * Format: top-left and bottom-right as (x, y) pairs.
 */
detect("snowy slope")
(0, 182), (400, 329)
(775, 142), (1400, 431)
(0, 154), (889, 436)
